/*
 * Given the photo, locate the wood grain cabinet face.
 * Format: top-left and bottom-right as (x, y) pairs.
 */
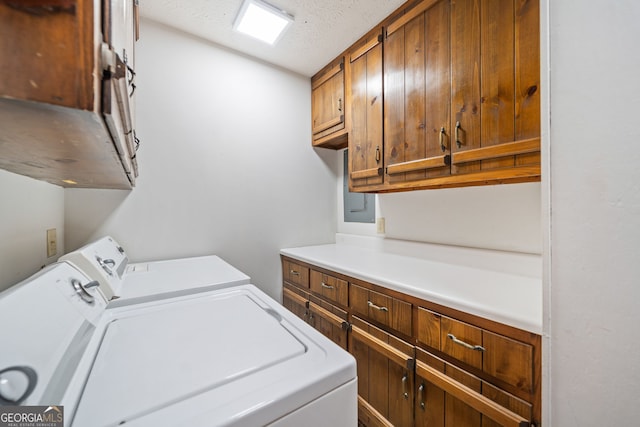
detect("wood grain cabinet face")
(350, 283), (412, 337)
(414, 348), (533, 427)
(441, 316), (484, 370)
(441, 315), (534, 396)
(310, 270), (348, 307)
(282, 260), (309, 289)
(450, 0), (540, 176)
(311, 57), (347, 148)
(349, 30), (384, 190)
(308, 297), (349, 350)
(282, 285), (309, 323)
(350, 317), (415, 427)
(0, 0), (138, 189)
(384, 0), (452, 185)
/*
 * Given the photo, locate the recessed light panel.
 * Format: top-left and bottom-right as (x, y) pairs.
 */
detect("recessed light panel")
(233, 0), (293, 45)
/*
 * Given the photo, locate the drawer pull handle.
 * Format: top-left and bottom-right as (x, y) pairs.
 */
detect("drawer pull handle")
(402, 374), (409, 399)
(290, 270), (299, 276)
(447, 333), (485, 352)
(367, 301), (389, 312)
(321, 282), (334, 289)
(418, 383), (425, 410)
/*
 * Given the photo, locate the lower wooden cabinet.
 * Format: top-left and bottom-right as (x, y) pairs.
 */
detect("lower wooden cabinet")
(280, 256), (541, 427)
(309, 296), (349, 350)
(350, 317), (414, 426)
(414, 348), (533, 427)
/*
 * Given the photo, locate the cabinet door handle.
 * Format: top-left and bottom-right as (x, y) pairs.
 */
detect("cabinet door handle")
(338, 97), (343, 112)
(375, 145), (381, 162)
(402, 374), (409, 399)
(290, 270), (299, 276)
(367, 301), (389, 312)
(418, 382), (425, 410)
(455, 121), (462, 148)
(321, 282), (334, 289)
(439, 127), (447, 152)
(447, 333), (486, 352)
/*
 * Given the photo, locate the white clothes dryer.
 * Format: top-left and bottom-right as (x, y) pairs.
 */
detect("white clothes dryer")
(59, 236), (250, 306)
(0, 262), (357, 426)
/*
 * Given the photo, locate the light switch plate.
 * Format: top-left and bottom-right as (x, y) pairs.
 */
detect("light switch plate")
(376, 217), (385, 234)
(46, 228), (57, 258)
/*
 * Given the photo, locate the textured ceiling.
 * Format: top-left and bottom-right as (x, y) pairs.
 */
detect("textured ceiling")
(139, 0), (406, 77)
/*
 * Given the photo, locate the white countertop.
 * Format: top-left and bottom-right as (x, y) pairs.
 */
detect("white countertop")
(281, 238), (542, 334)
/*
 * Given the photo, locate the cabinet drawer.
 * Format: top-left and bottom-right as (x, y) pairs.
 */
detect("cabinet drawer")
(440, 315), (534, 395)
(416, 307), (442, 350)
(350, 283), (412, 336)
(483, 330), (533, 395)
(282, 259), (309, 289)
(310, 269), (348, 307)
(441, 316), (483, 370)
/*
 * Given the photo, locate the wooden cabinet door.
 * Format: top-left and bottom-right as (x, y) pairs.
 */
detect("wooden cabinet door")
(282, 285), (309, 323)
(384, 0), (452, 185)
(308, 300), (349, 350)
(415, 348), (532, 427)
(450, 0), (540, 176)
(349, 30), (384, 190)
(312, 58), (345, 142)
(350, 317), (414, 426)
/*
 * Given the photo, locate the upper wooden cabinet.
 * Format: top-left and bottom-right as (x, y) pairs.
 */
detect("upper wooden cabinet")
(348, 28), (385, 191)
(384, 0), (452, 186)
(310, 0), (541, 192)
(311, 56), (347, 148)
(0, 0), (139, 189)
(449, 0), (540, 179)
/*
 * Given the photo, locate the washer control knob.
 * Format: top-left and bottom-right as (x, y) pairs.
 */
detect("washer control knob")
(0, 366), (37, 405)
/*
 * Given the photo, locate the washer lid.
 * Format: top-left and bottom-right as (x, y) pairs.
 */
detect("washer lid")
(72, 288), (307, 426)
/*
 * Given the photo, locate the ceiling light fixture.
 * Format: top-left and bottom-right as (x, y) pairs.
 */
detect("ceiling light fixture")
(233, 0), (293, 45)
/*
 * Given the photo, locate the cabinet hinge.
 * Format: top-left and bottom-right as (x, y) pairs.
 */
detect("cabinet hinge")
(406, 358), (415, 371)
(101, 43), (126, 79)
(341, 321), (352, 332)
(378, 33), (384, 43)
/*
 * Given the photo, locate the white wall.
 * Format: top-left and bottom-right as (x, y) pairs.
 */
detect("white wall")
(64, 19), (338, 300)
(336, 150), (542, 254)
(0, 169), (64, 292)
(547, 1), (640, 425)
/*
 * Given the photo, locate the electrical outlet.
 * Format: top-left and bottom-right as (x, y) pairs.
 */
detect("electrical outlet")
(46, 228), (57, 258)
(376, 217), (385, 234)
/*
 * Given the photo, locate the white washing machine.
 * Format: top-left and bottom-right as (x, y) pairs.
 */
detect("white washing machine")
(59, 236), (250, 306)
(0, 262), (357, 426)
